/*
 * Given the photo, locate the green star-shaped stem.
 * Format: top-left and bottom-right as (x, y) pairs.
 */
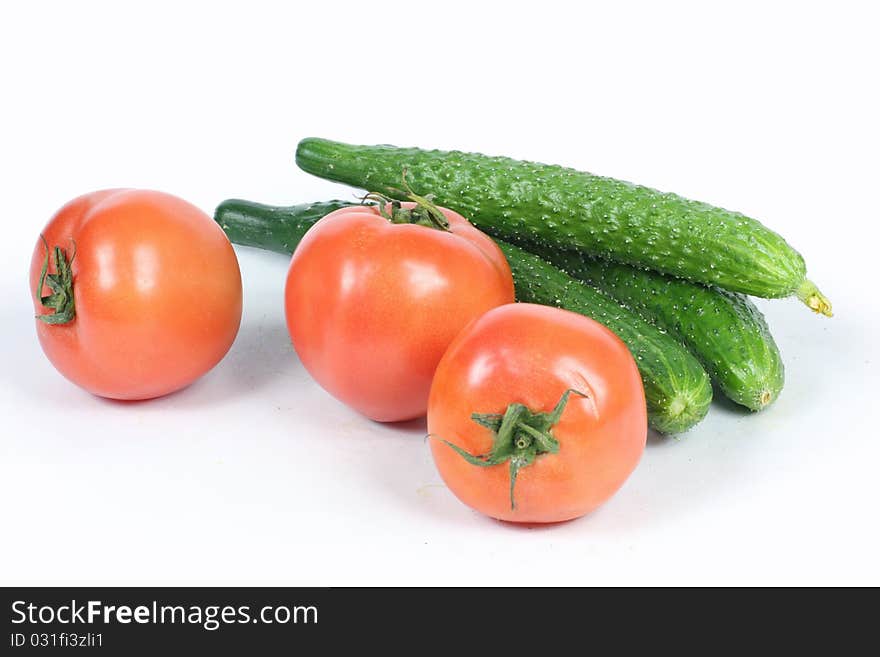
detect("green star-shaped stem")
(439, 389), (587, 510)
(361, 169), (450, 231)
(35, 235), (76, 325)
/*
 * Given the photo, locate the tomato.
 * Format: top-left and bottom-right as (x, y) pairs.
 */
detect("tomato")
(284, 198), (515, 422)
(30, 189), (242, 400)
(427, 303), (647, 523)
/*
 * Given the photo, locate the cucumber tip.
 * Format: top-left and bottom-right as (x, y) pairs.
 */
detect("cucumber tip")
(796, 279), (833, 317)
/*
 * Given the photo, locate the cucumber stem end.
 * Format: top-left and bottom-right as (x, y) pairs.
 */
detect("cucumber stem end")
(796, 279), (833, 317)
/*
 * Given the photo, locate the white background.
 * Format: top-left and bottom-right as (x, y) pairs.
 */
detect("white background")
(1, 1), (878, 586)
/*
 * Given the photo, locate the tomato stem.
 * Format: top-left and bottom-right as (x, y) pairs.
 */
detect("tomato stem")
(35, 235), (77, 325)
(437, 389), (586, 511)
(361, 169), (451, 231)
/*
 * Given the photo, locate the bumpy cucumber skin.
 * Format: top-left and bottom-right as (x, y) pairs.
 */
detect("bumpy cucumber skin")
(295, 138), (807, 299)
(497, 242), (712, 434)
(214, 198), (712, 434)
(538, 249), (784, 411)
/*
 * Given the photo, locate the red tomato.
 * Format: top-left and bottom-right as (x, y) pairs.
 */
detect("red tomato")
(284, 200), (515, 422)
(428, 303), (647, 523)
(30, 189), (242, 400)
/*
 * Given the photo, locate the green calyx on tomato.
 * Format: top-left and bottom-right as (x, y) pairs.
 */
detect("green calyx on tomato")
(362, 170), (451, 231)
(35, 235), (76, 325)
(438, 389), (586, 510)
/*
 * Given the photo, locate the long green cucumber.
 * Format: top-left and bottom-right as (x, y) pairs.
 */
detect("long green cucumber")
(295, 138), (831, 316)
(214, 198), (713, 434)
(535, 248), (784, 411)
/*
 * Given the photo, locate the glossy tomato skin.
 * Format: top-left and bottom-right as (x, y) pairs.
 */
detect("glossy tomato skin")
(30, 189), (242, 400)
(428, 303), (647, 523)
(284, 202), (515, 422)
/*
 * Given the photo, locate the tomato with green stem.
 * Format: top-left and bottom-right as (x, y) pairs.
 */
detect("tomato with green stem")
(428, 303), (647, 523)
(284, 192), (514, 422)
(30, 189), (242, 400)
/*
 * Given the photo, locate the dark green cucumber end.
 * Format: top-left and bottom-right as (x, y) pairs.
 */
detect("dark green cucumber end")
(295, 137), (332, 176)
(295, 138), (374, 191)
(726, 368), (785, 412)
(215, 197), (263, 225)
(214, 198), (293, 254)
(296, 138), (420, 201)
(214, 198), (357, 256)
(650, 377), (713, 435)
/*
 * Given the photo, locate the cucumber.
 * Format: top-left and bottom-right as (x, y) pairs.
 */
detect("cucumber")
(295, 138), (831, 316)
(214, 198), (713, 434)
(215, 199), (353, 254)
(536, 248), (784, 410)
